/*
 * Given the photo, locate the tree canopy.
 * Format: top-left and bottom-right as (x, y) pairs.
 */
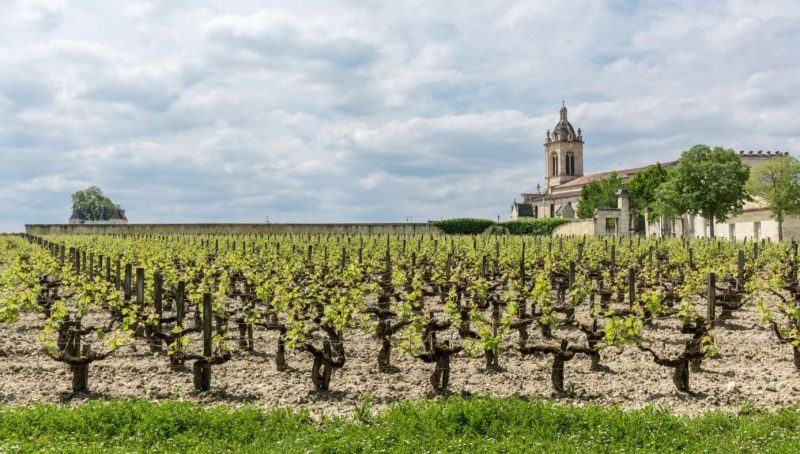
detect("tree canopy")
(576, 172), (625, 218)
(627, 163), (669, 217)
(71, 186), (121, 221)
(655, 145), (750, 238)
(747, 155), (800, 241)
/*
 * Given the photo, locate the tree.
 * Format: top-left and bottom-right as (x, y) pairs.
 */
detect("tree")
(747, 155), (800, 241)
(628, 163), (668, 213)
(655, 145), (750, 238)
(71, 186), (120, 221)
(576, 172), (624, 218)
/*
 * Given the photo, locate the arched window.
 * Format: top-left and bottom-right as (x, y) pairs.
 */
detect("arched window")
(551, 153), (558, 176)
(565, 152), (575, 176)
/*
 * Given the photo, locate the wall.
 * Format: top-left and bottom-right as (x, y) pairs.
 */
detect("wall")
(594, 208), (622, 237)
(552, 219), (595, 236)
(25, 223), (442, 236)
(645, 209), (800, 241)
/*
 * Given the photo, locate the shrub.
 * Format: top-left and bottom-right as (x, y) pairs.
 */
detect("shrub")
(502, 218), (570, 235)
(433, 218), (496, 235)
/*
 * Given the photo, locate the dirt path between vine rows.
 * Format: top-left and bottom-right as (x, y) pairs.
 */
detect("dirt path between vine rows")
(1, 295), (798, 418)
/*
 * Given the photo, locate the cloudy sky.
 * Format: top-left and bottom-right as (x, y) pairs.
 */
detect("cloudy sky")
(1, 0), (798, 231)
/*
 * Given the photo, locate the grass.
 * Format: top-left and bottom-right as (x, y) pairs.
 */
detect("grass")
(1, 397), (800, 452)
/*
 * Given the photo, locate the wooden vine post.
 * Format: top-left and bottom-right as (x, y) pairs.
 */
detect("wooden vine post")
(173, 281), (187, 363)
(737, 249), (745, 290)
(628, 267), (636, 309)
(123, 264), (132, 301)
(149, 271), (163, 353)
(193, 293), (213, 391)
(706, 272), (716, 322)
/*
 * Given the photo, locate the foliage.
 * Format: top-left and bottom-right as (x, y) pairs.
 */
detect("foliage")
(603, 315), (644, 347)
(433, 218), (495, 234)
(435, 218), (570, 235)
(576, 172), (625, 218)
(3, 398), (800, 452)
(71, 186), (121, 221)
(655, 145), (750, 237)
(4, 232), (797, 408)
(747, 155), (800, 240)
(502, 218), (569, 235)
(627, 163), (669, 218)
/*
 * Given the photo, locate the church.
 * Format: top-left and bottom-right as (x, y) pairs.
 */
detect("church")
(511, 105), (792, 240)
(510, 103), (673, 221)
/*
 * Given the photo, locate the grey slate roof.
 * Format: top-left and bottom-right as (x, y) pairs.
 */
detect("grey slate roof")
(110, 209), (127, 220)
(513, 202), (535, 217)
(69, 209), (86, 220)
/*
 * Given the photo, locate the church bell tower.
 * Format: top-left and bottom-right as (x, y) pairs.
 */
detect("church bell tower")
(544, 104), (584, 191)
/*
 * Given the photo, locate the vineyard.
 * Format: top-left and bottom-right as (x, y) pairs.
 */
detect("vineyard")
(1, 232), (800, 415)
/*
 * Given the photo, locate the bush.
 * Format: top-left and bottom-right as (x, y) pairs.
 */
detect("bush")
(433, 218), (495, 235)
(502, 218), (570, 235)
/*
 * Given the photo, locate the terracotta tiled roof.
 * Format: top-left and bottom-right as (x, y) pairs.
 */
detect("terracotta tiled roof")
(554, 161), (677, 189)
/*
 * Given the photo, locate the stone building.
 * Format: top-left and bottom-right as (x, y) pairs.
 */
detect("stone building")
(511, 105), (792, 240)
(511, 104), (670, 222)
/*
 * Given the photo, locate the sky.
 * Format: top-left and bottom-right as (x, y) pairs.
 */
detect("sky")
(1, 0), (799, 232)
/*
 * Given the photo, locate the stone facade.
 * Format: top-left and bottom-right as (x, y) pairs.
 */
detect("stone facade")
(544, 104), (584, 190)
(512, 105), (607, 221)
(511, 105), (793, 241)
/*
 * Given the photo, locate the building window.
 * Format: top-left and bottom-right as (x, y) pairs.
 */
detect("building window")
(551, 153), (558, 176)
(533, 206), (538, 218)
(565, 152), (575, 176)
(550, 203), (555, 217)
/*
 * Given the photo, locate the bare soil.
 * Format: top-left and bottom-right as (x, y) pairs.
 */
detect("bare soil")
(2, 297), (798, 417)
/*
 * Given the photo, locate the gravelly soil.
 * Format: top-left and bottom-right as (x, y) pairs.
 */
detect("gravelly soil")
(1, 296), (798, 417)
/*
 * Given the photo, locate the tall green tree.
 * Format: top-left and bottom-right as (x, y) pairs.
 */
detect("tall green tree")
(576, 173), (625, 218)
(628, 163), (669, 213)
(655, 145), (750, 238)
(627, 163), (669, 232)
(747, 155), (800, 241)
(71, 186), (120, 221)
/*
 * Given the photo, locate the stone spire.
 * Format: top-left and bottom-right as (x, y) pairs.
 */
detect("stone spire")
(552, 105), (580, 142)
(544, 103), (584, 192)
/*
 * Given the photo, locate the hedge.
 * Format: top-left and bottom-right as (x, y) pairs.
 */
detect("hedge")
(433, 218), (495, 234)
(434, 217), (570, 235)
(502, 218), (570, 235)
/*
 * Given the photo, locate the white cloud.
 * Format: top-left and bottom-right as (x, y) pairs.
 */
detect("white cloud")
(0, 0), (799, 231)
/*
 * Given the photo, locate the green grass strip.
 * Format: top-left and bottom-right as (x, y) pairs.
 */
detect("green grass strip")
(1, 397), (799, 452)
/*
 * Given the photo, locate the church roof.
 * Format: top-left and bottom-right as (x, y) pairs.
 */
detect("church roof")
(548, 105), (582, 143)
(739, 150), (790, 158)
(512, 202), (535, 217)
(553, 161), (677, 190)
(555, 202), (575, 217)
(552, 151), (790, 191)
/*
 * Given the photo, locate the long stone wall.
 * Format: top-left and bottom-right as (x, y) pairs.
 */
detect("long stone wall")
(552, 219), (595, 237)
(25, 223), (442, 236)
